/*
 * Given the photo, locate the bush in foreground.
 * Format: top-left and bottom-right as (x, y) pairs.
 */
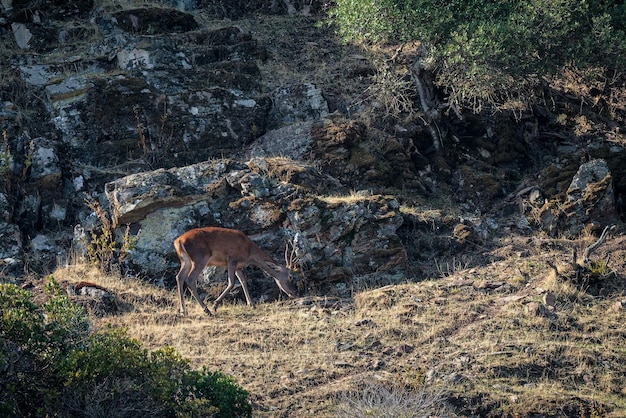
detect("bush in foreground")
(0, 277), (251, 417)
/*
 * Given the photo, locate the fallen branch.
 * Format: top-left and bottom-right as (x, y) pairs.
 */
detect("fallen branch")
(583, 224), (615, 264)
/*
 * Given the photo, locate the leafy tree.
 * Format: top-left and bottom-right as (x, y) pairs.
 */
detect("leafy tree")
(329, 0), (626, 147)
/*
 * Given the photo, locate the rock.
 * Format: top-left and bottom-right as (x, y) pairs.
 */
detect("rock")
(525, 301), (548, 317)
(29, 137), (61, 187)
(38, 23), (270, 173)
(103, 159), (406, 293)
(394, 343), (414, 356)
(0, 222), (22, 275)
(45, 76), (92, 107)
(371, 358), (384, 370)
(539, 159), (616, 236)
(0, 193), (10, 222)
(333, 361), (353, 368)
(445, 372), (464, 383)
(104, 159), (237, 225)
(68, 281), (117, 316)
(287, 194), (406, 287)
(267, 83), (329, 130)
(543, 292), (556, 309)
(249, 121), (315, 160)
(112, 8), (198, 34)
(11, 22), (32, 49)
(567, 159), (611, 201)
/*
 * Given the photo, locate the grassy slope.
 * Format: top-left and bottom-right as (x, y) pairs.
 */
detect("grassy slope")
(54, 232), (626, 417)
(17, 6), (624, 417)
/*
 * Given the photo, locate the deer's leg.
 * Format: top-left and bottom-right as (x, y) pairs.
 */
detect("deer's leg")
(175, 260), (192, 316)
(212, 258), (237, 312)
(185, 258), (213, 316)
(235, 270), (255, 308)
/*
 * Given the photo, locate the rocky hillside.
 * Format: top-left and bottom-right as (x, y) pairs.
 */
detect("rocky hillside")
(2, 0), (625, 296)
(2, 1), (413, 293)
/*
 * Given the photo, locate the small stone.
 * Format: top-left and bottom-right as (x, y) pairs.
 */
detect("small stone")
(371, 359), (384, 370)
(543, 292), (556, 310)
(333, 361), (353, 368)
(525, 301), (547, 317)
(394, 343), (414, 356)
(445, 372), (464, 383)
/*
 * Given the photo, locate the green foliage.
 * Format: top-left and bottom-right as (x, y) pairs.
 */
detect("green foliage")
(179, 368), (252, 418)
(0, 282), (41, 338)
(328, 0), (399, 43)
(0, 278), (86, 415)
(0, 282), (251, 417)
(42, 276), (91, 356)
(329, 0), (626, 111)
(586, 259), (610, 276)
(84, 195), (139, 272)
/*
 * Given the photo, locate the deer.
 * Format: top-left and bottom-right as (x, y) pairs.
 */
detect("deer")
(174, 226), (299, 316)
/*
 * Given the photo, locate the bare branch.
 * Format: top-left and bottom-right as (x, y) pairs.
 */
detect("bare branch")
(583, 224), (616, 264)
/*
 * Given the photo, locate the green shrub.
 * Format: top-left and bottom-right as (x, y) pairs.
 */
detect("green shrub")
(329, 0), (626, 112)
(0, 279), (251, 417)
(84, 196), (139, 273)
(179, 368), (252, 418)
(0, 277), (89, 415)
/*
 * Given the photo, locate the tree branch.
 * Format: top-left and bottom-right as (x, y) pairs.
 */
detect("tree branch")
(583, 224), (615, 264)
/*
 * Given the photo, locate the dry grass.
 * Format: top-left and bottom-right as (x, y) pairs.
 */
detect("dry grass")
(17, 4), (624, 415)
(318, 191), (375, 205)
(50, 234), (626, 417)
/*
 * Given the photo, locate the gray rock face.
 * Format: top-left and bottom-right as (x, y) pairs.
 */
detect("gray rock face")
(103, 158), (406, 294)
(539, 159), (616, 236)
(249, 121), (315, 160)
(267, 83), (329, 130)
(0, 222), (22, 276)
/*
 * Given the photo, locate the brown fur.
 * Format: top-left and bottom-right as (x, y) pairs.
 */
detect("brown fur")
(174, 227), (297, 316)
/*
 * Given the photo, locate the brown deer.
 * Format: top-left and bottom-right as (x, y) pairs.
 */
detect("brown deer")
(174, 227), (299, 316)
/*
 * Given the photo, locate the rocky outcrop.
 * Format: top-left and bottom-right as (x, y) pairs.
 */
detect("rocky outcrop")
(103, 158), (406, 295)
(0, 2), (359, 284)
(538, 159), (616, 236)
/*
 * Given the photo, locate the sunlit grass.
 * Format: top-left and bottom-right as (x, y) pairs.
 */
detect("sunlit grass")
(51, 241), (626, 417)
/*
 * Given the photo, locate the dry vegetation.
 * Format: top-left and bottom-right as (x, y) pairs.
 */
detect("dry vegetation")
(50, 232), (626, 417)
(4, 2), (625, 416)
